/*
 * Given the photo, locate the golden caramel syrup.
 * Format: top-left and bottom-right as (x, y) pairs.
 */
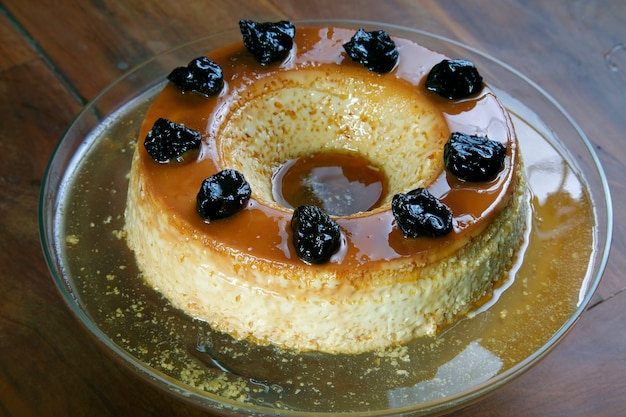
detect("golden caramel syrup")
(271, 151), (387, 216)
(58, 101), (595, 411)
(138, 27), (517, 268)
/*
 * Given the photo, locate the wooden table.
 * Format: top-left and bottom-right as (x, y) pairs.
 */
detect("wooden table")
(1, 1), (624, 415)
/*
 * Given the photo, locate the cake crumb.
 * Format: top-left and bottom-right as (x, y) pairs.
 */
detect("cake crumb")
(112, 229), (126, 239)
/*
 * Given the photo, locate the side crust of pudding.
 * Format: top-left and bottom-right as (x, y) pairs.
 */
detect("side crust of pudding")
(126, 159), (527, 353)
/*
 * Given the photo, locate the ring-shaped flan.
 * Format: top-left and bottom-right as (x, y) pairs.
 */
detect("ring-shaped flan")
(124, 26), (528, 354)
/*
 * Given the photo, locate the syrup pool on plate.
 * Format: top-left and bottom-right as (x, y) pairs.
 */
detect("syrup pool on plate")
(271, 150), (387, 216)
(54, 85), (595, 412)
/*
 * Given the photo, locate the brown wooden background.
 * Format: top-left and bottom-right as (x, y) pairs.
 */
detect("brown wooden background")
(1, 0), (624, 415)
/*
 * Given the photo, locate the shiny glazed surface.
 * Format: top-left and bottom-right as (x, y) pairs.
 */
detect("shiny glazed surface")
(137, 27), (517, 270)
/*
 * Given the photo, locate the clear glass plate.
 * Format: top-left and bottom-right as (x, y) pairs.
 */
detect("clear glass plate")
(39, 20), (612, 416)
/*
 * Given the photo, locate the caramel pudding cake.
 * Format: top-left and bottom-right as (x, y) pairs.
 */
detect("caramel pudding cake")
(124, 20), (528, 354)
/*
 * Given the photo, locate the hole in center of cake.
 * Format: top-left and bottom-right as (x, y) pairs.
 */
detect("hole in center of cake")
(218, 68), (450, 211)
(271, 151), (387, 216)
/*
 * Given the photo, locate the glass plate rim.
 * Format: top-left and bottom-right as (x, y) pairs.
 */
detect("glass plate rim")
(38, 18), (614, 416)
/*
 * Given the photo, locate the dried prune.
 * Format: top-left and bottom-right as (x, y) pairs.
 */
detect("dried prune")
(444, 132), (506, 182)
(291, 205), (341, 264)
(392, 188), (453, 238)
(196, 169), (251, 221)
(167, 56), (223, 96)
(144, 118), (201, 163)
(343, 28), (399, 73)
(239, 19), (295, 64)
(425, 59), (483, 99)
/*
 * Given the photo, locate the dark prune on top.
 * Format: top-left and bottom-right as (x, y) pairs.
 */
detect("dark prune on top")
(392, 188), (453, 238)
(425, 59), (483, 99)
(444, 132), (506, 182)
(167, 56), (223, 96)
(196, 169), (251, 221)
(291, 205), (341, 264)
(343, 28), (399, 73)
(239, 19), (296, 64)
(144, 118), (202, 163)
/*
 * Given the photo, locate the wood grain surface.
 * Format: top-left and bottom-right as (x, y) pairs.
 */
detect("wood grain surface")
(1, 0), (624, 415)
